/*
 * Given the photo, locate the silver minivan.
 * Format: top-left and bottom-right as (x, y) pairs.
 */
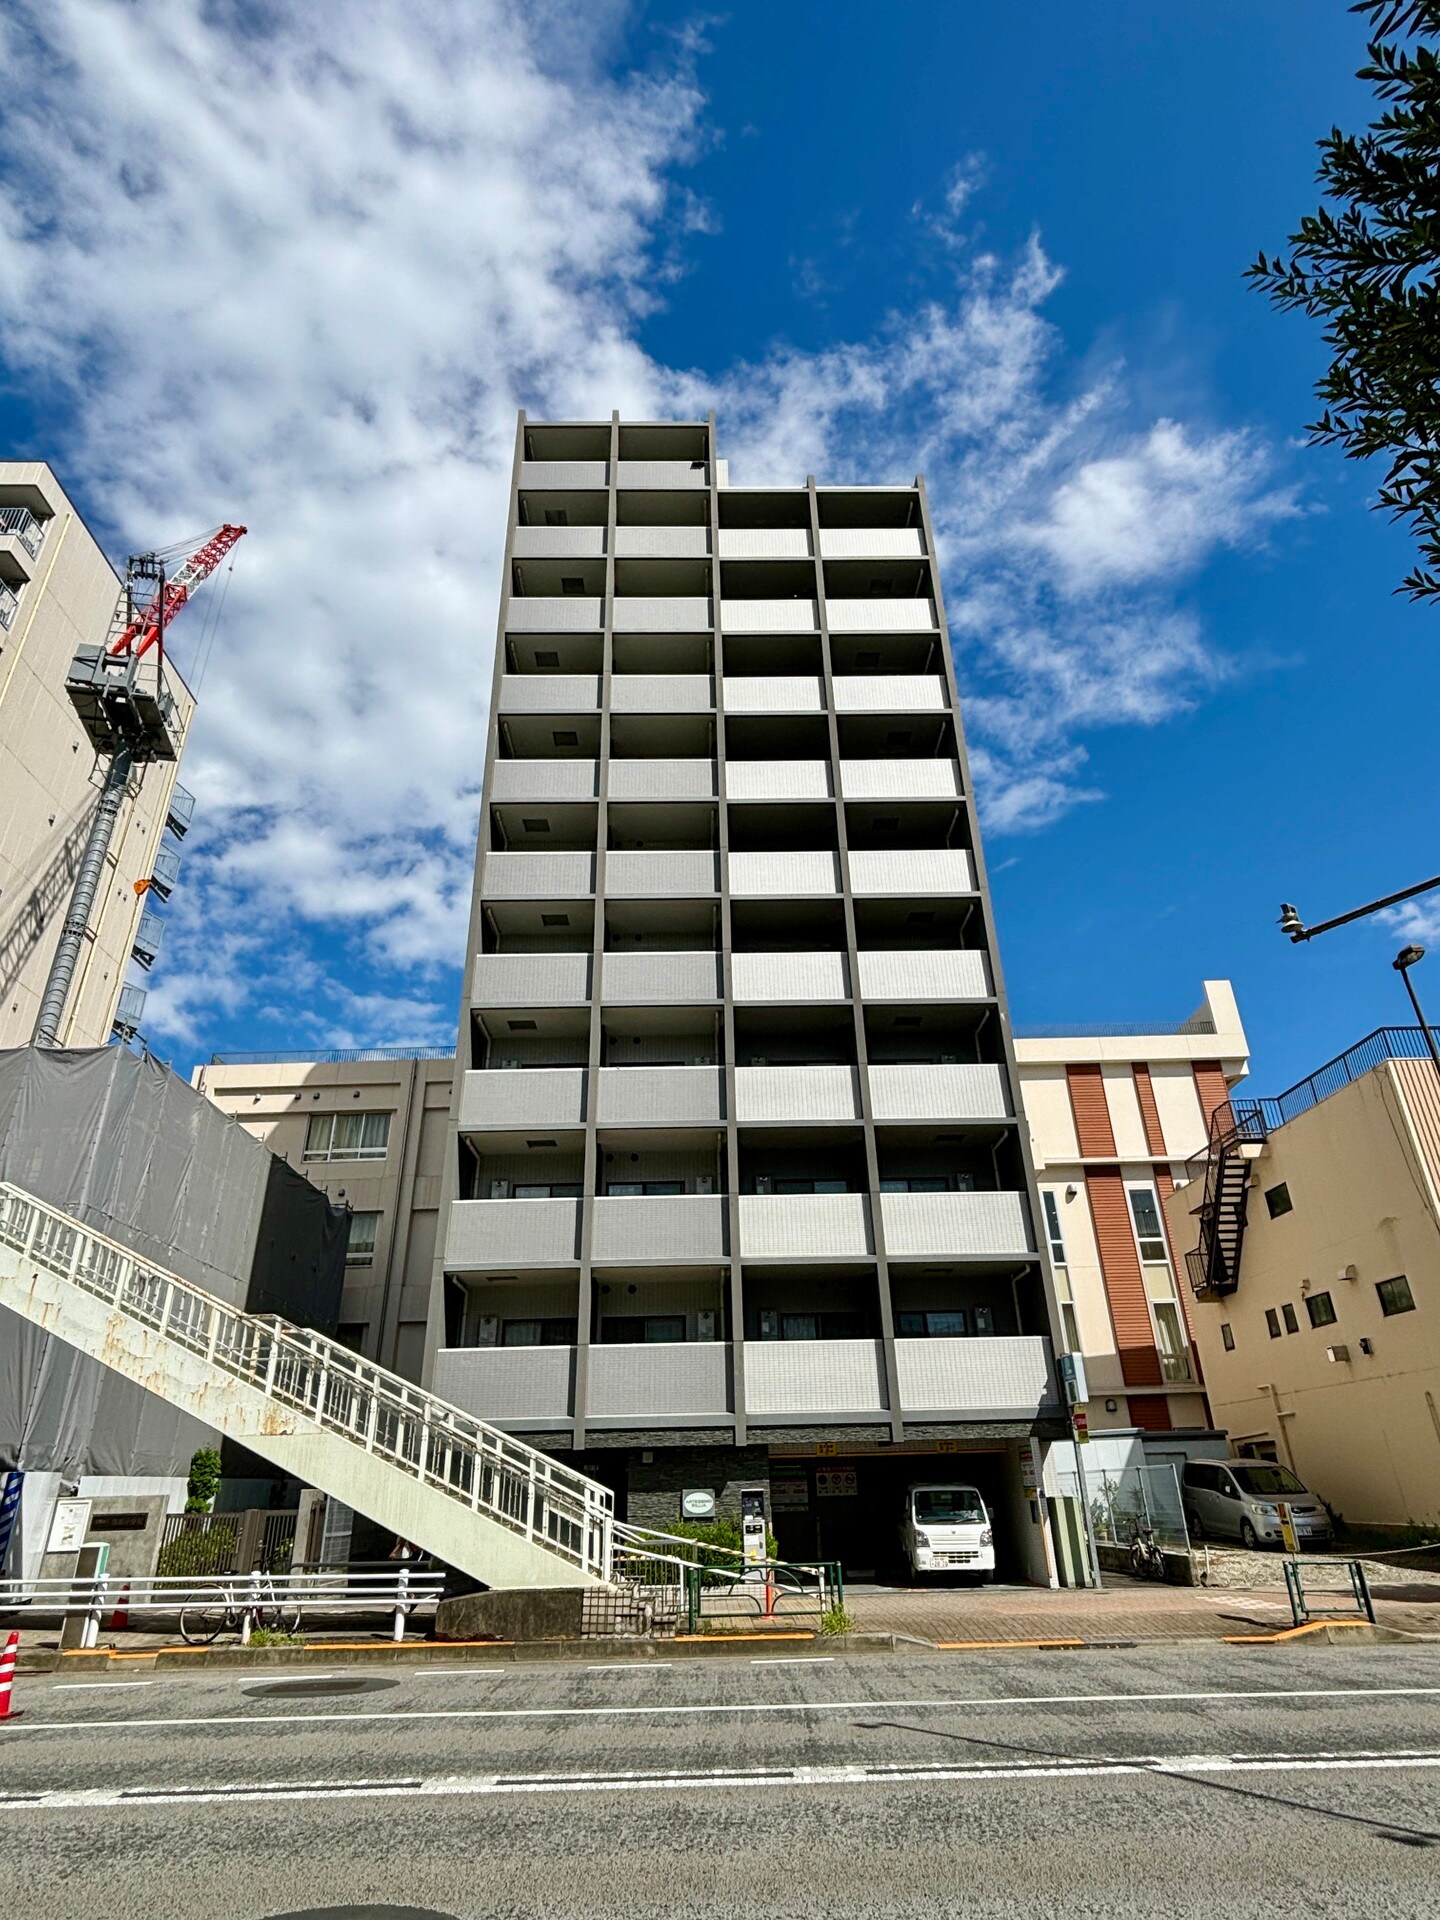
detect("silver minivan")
(1182, 1458), (1332, 1549)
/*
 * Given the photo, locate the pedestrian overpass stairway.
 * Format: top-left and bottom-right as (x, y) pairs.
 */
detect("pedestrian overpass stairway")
(1184, 1102), (1269, 1301)
(0, 1182), (613, 1589)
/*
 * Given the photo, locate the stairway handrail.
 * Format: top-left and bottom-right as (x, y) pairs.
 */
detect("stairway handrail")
(0, 1182), (614, 1581)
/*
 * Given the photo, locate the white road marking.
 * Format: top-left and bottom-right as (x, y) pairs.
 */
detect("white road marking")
(51, 1682), (156, 1692)
(587, 1664), (673, 1672)
(409, 1669), (506, 1679)
(9, 1683), (1440, 1737)
(751, 1657), (835, 1666)
(8, 1747), (1440, 1812)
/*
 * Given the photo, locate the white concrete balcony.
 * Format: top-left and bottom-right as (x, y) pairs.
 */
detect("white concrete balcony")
(879, 1189), (1033, 1259)
(818, 528), (925, 559)
(847, 849), (973, 895)
(607, 758), (716, 801)
(616, 460), (709, 489)
(718, 529), (812, 559)
(613, 526), (710, 559)
(497, 674), (600, 714)
(459, 1069), (586, 1132)
(588, 1343), (732, 1421)
(725, 760), (832, 802)
(612, 597), (712, 633)
(512, 527), (606, 559)
(737, 1192), (872, 1259)
(602, 950), (722, 1004)
(433, 1346), (575, 1424)
(744, 1340), (888, 1417)
(597, 1065), (724, 1127)
(721, 676), (825, 714)
(867, 1062), (1012, 1123)
(590, 1195), (728, 1264)
(604, 850), (719, 897)
(728, 850), (841, 898)
(471, 952), (591, 1007)
(481, 851), (595, 898)
(838, 759), (962, 800)
(445, 1197), (581, 1269)
(856, 949), (992, 1002)
(826, 599), (937, 633)
(731, 951), (849, 1004)
(505, 597), (604, 633)
(518, 459), (607, 490)
(831, 674), (947, 712)
(895, 1336), (1059, 1419)
(490, 760), (599, 802)
(609, 674), (714, 714)
(720, 600), (818, 634)
(735, 1065), (860, 1124)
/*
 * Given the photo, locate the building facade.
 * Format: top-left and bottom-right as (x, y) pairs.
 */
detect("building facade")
(417, 411), (1066, 1580)
(1168, 1027), (1440, 1534)
(1015, 980), (1248, 1480)
(192, 1050), (454, 1380)
(0, 462), (192, 1048)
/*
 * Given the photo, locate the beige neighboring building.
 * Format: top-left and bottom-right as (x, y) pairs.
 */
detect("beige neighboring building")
(192, 1051), (455, 1378)
(1015, 982), (1249, 1468)
(1167, 1027), (1440, 1533)
(0, 462), (193, 1047)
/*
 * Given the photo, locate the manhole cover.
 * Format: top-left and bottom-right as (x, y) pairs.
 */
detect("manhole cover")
(243, 1675), (400, 1700)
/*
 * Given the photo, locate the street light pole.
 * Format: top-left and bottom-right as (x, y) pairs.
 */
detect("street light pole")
(1392, 946), (1440, 1079)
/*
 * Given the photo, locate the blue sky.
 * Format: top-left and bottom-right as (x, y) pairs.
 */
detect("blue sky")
(1, 0), (1435, 1099)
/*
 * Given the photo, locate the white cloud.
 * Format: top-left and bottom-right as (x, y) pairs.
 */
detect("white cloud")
(0, 2), (1300, 1052)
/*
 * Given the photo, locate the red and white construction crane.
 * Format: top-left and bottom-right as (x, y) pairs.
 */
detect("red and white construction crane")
(109, 523), (247, 665)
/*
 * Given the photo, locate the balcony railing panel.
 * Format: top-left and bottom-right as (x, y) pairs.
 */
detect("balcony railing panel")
(490, 760), (599, 801)
(720, 675), (825, 713)
(744, 1339), (887, 1416)
(497, 674), (600, 714)
(512, 527), (606, 559)
(867, 1062), (1012, 1123)
(505, 597), (604, 633)
(471, 952), (591, 1007)
(587, 1342), (732, 1419)
(719, 601), (818, 634)
(518, 459), (608, 489)
(445, 1197), (582, 1268)
(728, 850), (841, 898)
(607, 758), (716, 801)
(737, 1192), (871, 1259)
(838, 759), (962, 800)
(604, 850), (719, 897)
(616, 461), (709, 489)
(731, 951), (849, 1004)
(459, 1069), (586, 1132)
(847, 849), (973, 896)
(817, 528), (924, 559)
(895, 1335), (1059, 1418)
(481, 851), (595, 898)
(609, 674), (714, 714)
(725, 760), (832, 802)
(613, 526), (710, 558)
(601, 951), (722, 1004)
(826, 599), (937, 633)
(735, 1065), (860, 1124)
(590, 1195), (727, 1264)
(717, 529), (812, 559)
(879, 1189), (1033, 1259)
(612, 598), (711, 633)
(432, 1346), (575, 1423)
(856, 949), (992, 1001)
(831, 674), (947, 712)
(596, 1065), (724, 1127)
(0, 582), (18, 632)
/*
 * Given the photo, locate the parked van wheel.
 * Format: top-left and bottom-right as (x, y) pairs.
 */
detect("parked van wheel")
(1186, 1509), (1204, 1542)
(1240, 1519), (1260, 1550)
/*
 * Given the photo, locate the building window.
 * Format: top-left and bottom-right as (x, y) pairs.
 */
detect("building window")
(896, 1309), (970, 1338)
(1305, 1290), (1337, 1329)
(304, 1111), (391, 1162)
(501, 1318), (576, 1347)
(1154, 1302), (1190, 1381)
(1376, 1274), (1416, 1317)
(345, 1211), (379, 1264)
(1282, 1303), (1299, 1334)
(1042, 1190), (1066, 1268)
(1221, 1322), (1235, 1351)
(336, 1322), (368, 1352)
(1265, 1308), (1281, 1339)
(605, 1180), (684, 1197)
(1061, 1302), (1081, 1352)
(601, 1315), (686, 1344)
(1264, 1182), (1293, 1219)
(1127, 1186), (1168, 1263)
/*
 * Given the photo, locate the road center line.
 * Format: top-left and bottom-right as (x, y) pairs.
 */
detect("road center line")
(409, 1669), (506, 1679)
(9, 1682), (1440, 1737)
(587, 1664), (673, 1672)
(51, 1682), (156, 1692)
(751, 1657), (835, 1666)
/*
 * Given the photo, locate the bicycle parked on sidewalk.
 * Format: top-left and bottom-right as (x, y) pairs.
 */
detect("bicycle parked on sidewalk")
(1128, 1521), (1166, 1581)
(179, 1571), (302, 1645)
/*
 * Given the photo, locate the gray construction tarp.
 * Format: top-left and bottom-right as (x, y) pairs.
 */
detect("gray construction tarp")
(0, 1046), (347, 1477)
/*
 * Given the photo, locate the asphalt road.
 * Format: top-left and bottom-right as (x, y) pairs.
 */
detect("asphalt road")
(4, 1643), (1440, 1919)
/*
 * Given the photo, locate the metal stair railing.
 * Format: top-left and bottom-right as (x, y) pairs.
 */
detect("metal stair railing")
(1184, 1101), (1272, 1299)
(0, 1182), (613, 1582)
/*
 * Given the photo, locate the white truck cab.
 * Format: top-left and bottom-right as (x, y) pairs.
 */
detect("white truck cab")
(901, 1483), (994, 1581)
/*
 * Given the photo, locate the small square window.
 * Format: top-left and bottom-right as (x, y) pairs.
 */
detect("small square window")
(560, 576), (586, 595)
(521, 818), (550, 834)
(1305, 1290), (1337, 1329)
(543, 509), (569, 526)
(1221, 1322), (1235, 1351)
(540, 912), (569, 927)
(534, 649), (560, 668)
(1265, 1182), (1293, 1219)
(1377, 1274), (1416, 1317)
(1282, 1303), (1299, 1334)
(552, 730), (579, 747)
(1265, 1308), (1281, 1339)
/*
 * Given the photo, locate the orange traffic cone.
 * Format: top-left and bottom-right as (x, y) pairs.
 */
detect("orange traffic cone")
(0, 1630), (21, 1723)
(109, 1582), (131, 1632)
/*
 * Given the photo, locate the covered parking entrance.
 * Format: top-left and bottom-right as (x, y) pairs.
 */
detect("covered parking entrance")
(766, 1437), (1050, 1586)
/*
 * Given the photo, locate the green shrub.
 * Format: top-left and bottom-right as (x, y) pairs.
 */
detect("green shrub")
(184, 1447), (222, 1515)
(818, 1604), (856, 1637)
(248, 1627), (305, 1647)
(156, 1523), (239, 1578)
(661, 1515), (779, 1569)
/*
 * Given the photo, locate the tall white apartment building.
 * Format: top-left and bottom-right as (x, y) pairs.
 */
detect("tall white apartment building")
(423, 414), (1067, 1578)
(0, 463), (192, 1048)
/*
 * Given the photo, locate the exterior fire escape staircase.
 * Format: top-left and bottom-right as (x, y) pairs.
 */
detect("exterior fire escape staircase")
(1184, 1102), (1270, 1300)
(0, 1183), (613, 1589)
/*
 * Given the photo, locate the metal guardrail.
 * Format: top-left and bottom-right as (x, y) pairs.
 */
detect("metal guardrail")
(1282, 1557), (1375, 1628)
(0, 1182), (614, 1583)
(209, 1047), (457, 1065)
(0, 581), (18, 632)
(1234, 1026), (1439, 1133)
(0, 505), (46, 558)
(1014, 1017), (1217, 1039)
